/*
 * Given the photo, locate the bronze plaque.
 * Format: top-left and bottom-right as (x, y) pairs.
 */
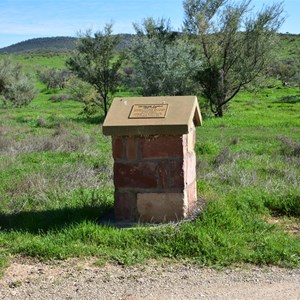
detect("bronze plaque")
(129, 104), (168, 119)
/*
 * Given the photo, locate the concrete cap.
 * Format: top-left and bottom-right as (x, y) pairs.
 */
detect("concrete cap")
(103, 96), (202, 136)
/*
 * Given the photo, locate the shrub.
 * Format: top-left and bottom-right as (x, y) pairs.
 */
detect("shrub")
(37, 68), (71, 89)
(66, 76), (101, 116)
(0, 58), (37, 107)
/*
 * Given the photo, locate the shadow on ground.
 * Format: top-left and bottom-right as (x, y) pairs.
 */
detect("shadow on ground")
(274, 94), (300, 104)
(0, 204), (114, 233)
(72, 114), (106, 125)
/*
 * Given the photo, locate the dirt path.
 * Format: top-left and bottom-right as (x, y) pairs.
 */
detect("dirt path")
(0, 258), (299, 300)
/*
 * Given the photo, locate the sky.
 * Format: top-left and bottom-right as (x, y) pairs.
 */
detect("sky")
(0, 0), (299, 49)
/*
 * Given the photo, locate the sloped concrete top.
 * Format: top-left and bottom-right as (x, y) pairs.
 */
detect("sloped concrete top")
(103, 96), (202, 136)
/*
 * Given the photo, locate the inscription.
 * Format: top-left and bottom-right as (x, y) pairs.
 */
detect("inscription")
(129, 104), (168, 119)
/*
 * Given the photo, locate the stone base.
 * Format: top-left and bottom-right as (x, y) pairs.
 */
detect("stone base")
(137, 193), (188, 223)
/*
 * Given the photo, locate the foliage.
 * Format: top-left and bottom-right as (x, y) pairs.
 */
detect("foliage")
(66, 24), (122, 116)
(37, 67), (71, 89)
(183, 0), (285, 117)
(0, 58), (37, 107)
(66, 76), (101, 116)
(130, 18), (201, 96)
(268, 50), (300, 87)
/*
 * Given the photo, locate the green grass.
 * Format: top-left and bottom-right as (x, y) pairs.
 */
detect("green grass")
(0, 53), (300, 273)
(275, 33), (300, 61)
(0, 51), (68, 70)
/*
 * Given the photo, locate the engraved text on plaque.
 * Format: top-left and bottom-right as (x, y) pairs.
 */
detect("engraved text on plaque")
(129, 104), (168, 119)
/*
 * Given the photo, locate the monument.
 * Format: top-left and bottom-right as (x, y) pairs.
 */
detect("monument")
(103, 96), (202, 222)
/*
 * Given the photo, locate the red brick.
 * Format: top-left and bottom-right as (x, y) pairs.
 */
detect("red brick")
(114, 191), (137, 221)
(112, 137), (124, 160)
(114, 162), (158, 189)
(141, 135), (183, 159)
(168, 160), (184, 190)
(126, 136), (138, 161)
(157, 161), (169, 189)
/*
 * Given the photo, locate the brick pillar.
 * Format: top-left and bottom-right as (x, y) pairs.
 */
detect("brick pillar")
(112, 126), (197, 222)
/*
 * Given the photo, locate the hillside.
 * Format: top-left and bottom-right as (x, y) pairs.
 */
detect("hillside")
(1, 33), (299, 61)
(0, 34), (134, 54)
(0, 37), (77, 53)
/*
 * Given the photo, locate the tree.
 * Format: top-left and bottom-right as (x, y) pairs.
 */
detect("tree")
(130, 18), (201, 96)
(66, 23), (122, 116)
(0, 58), (37, 108)
(183, 0), (285, 117)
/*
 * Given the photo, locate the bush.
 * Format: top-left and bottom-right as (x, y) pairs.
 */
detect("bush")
(0, 58), (37, 107)
(66, 76), (101, 116)
(37, 68), (71, 89)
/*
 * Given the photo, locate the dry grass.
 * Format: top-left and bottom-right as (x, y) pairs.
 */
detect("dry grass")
(1, 162), (111, 213)
(0, 126), (92, 156)
(0, 120), (113, 213)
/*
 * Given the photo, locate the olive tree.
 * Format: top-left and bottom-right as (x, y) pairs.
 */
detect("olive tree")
(67, 23), (122, 116)
(183, 0), (285, 117)
(130, 18), (201, 96)
(0, 58), (37, 108)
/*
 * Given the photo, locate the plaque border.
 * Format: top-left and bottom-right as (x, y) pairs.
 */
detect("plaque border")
(129, 104), (168, 119)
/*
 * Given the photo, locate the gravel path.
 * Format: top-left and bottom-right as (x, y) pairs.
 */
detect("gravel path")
(0, 258), (299, 300)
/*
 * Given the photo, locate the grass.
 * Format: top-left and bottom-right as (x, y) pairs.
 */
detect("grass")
(0, 53), (300, 273)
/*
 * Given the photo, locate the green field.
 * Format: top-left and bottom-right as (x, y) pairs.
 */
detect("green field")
(0, 50), (300, 273)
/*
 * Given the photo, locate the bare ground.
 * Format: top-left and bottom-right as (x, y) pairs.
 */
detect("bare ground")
(0, 258), (299, 300)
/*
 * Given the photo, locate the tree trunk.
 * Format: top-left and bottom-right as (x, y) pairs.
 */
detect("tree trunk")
(215, 96), (224, 117)
(215, 105), (223, 117)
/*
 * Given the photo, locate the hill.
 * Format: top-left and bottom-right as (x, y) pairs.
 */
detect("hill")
(0, 34), (134, 54)
(0, 37), (77, 53)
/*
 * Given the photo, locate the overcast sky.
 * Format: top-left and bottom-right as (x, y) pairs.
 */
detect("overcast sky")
(0, 0), (299, 48)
